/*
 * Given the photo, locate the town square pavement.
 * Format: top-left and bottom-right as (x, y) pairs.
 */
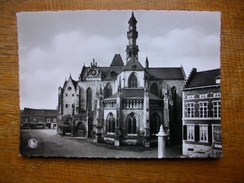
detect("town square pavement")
(20, 129), (182, 158)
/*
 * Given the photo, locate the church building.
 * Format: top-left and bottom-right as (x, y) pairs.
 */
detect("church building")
(58, 12), (186, 147)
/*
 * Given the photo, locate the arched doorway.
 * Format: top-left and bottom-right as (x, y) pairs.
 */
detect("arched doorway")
(76, 122), (86, 137)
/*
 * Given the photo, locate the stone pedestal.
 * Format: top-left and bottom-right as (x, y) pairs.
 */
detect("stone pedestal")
(114, 139), (120, 147)
(144, 137), (151, 148)
(156, 125), (168, 159)
(95, 133), (102, 143)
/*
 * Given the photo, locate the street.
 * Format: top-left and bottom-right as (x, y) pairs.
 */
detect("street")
(20, 129), (182, 158)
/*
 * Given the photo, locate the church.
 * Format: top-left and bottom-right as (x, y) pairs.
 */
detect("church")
(58, 12), (186, 147)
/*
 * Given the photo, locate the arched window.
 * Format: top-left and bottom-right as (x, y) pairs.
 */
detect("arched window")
(86, 88), (92, 111)
(171, 86), (176, 101)
(104, 83), (112, 98)
(150, 113), (160, 135)
(128, 72), (138, 88)
(106, 113), (115, 133)
(150, 83), (159, 96)
(126, 112), (139, 135)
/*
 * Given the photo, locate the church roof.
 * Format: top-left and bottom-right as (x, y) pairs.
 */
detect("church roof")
(80, 66), (124, 81)
(148, 92), (163, 100)
(122, 88), (144, 98)
(80, 65), (185, 81)
(185, 68), (220, 88)
(63, 75), (78, 89)
(104, 92), (118, 100)
(70, 77), (78, 89)
(110, 54), (124, 66)
(145, 67), (185, 80)
(122, 56), (144, 71)
(104, 88), (162, 100)
(100, 66), (124, 81)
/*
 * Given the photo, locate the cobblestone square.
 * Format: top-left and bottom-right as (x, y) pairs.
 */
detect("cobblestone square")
(20, 129), (182, 158)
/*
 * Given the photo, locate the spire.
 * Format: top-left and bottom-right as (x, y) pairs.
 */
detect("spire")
(91, 58), (97, 67)
(128, 11), (137, 25)
(126, 12), (139, 63)
(145, 56), (149, 68)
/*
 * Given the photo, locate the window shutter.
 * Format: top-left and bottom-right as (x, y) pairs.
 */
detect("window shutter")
(183, 125), (187, 140)
(195, 125), (199, 142)
(208, 125), (212, 144)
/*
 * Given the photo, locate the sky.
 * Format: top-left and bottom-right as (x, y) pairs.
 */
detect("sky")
(17, 10), (221, 109)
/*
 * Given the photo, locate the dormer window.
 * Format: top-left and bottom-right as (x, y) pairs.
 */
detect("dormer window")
(110, 70), (116, 77)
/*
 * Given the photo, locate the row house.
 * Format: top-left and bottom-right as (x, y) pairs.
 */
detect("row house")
(182, 68), (222, 158)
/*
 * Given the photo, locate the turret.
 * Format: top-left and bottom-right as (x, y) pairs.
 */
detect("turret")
(126, 12), (139, 63)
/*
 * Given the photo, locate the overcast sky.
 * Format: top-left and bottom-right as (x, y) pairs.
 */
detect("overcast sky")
(17, 10), (221, 109)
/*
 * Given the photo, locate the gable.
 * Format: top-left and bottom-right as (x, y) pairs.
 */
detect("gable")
(122, 56), (144, 71)
(185, 69), (220, 88)
(63, 76), (78, 90)
(110, 54), (124, 66)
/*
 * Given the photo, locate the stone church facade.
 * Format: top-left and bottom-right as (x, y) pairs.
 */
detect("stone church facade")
(58, 12), (186, 147)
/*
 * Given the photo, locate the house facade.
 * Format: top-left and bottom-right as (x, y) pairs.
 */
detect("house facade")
(182, 68), (222, 157)
(20, 108), (58, 129)
(58, 12), (186, 147)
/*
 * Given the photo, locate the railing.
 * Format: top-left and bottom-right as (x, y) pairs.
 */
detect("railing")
(122, 99), (143, 109)
(103, 100), (117, 109)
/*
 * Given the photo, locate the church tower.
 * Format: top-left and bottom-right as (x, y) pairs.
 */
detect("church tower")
(126, 12), (139, 63)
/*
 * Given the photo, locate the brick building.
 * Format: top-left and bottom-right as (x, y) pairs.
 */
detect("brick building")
(182, 68), (222, 157)
(20, 108), (58, 129)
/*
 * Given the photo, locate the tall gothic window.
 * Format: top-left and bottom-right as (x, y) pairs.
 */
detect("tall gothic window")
(86, 88), (92, 111)
(128, 72), (138, 88)
(150, 113), (160, 135)
(104, 83), (112, 98)
(150, 83), (159, 96)
(171, 86), (176, 101)
(126, 112), (138, 135)
(106, 113), (115, 133)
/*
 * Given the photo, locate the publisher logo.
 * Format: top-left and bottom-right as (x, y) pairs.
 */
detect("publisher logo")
(28, 139), (38, 148)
